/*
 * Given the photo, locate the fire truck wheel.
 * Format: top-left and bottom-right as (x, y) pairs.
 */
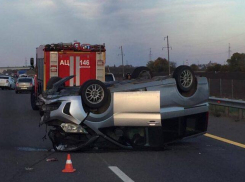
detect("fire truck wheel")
(131, 67), (152, 79)
(31, 91), (39, 110)
(79, 80), (109, 110)
(173, 66), (197, 93)
(46, 77), (63, 90)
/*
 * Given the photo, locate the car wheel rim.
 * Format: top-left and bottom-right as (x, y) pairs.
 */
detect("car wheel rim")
(180, 70), (193, 88)
(85, 84), (104, 104)
(139, 71), (151, 79)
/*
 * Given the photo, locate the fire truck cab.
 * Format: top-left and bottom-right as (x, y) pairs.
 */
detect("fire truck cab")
(31, 42), (106, 110)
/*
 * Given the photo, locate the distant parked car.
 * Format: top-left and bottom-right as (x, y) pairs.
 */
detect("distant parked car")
(15, 77), (34, 94)
(105, 73), (115, 82)
(19, 74), (28, 78)
(0, 76), (15, 90)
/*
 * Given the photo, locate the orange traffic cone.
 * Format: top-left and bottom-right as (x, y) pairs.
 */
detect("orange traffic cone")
(62, 154), (76, 173)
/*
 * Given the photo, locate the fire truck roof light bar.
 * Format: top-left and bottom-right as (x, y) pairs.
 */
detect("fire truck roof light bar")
(43, 42), (106, 52)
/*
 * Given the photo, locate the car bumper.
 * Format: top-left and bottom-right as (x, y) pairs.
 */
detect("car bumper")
(0, 86), (9, 88)
(15, 86), (32, 91)
(0, 83), (10, 87)
(0, 85), (10, 89)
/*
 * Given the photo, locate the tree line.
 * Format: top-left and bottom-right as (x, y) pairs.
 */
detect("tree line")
(146, 53), (245, 73)
(146, 57), (176, 72)
(107, 52), (245, 73)
(191, 53), (245, 72)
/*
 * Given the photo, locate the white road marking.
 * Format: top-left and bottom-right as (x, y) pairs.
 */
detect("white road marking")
(17, 147), (54, 152)
(109, 166), (134, 182)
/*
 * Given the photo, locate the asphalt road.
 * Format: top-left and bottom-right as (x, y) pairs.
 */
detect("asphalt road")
(0, 90), (245, 182)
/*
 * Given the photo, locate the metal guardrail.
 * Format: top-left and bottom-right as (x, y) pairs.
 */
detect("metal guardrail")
(209, 97), (245, 109)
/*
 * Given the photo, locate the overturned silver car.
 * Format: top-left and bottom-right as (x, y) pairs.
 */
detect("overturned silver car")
(38, 66), (209, 151)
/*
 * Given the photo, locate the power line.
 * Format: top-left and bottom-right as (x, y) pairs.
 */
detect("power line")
(233, 45), (245, 50)
(176, 33), (245, 48)
(187, 51), (227, 57)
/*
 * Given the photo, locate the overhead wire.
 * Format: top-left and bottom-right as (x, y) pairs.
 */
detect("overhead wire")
(173, 32), (245, 47)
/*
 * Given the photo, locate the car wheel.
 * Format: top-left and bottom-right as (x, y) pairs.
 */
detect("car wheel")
(173, 66), (197, 93)
(79, 80), (110, 110)
(46, 77), (63, 90)
(15, 91), (18, 94)
(131, 66), (152, 79)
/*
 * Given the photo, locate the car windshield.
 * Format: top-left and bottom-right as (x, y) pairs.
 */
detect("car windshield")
(18, 78), (32, 83)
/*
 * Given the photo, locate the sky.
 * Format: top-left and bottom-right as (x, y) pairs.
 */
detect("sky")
(0, 0), (245, 67)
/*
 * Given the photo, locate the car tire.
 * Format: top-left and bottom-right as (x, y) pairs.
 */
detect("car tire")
(31, 90), (39, 110)
(131, 66), (152, 79)
(46, 77), (63, 90)
(79, 80), (110, 110)
(15, 91), (19, 94)
(173, 66), (197, 93)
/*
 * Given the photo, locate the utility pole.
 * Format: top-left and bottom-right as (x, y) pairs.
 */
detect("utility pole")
(149, 48), (152, 62)
(119, 46), (125, 78)
(107, 65), (110, 73)
(162, 36), (172, 75)
(25, 57), (27, 67)
(228, 43), (232, 60)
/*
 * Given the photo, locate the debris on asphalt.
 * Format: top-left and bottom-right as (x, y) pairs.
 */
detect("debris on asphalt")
(46, 158), (58, 162)
(25, 167), (33, 171)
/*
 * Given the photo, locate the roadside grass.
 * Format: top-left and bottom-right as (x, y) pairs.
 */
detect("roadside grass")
(209, 105), (224, 117)
(229, 107), (239, 118)
(209, 105), (244, 121)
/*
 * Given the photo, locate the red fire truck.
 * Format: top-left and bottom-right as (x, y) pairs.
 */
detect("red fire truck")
(31, 42), (106, 110)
